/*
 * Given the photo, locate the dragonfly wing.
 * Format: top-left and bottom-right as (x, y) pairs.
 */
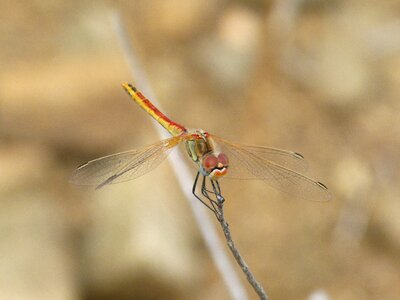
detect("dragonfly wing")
(70, 135), (185, 189)
(211, 135), (307, 178)
(233, 144), (307, 173)
(211, 135), (332, 201)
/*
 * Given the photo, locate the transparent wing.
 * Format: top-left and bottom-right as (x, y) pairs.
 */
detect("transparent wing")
(211, 135), (332, 201)
(70, 135), (185, 189)
(234, 144), (308, 174)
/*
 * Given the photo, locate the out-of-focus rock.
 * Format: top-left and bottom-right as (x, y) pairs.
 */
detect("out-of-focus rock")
(0, 194), (78, 300)
(0, 142), (78, 299)
(282, 29), (371, 105)
(81, 166), (203, 299)
(275, 2), (394, 105)
(308, 289), (331, 300)
(373, 192), (400, 250)
(0, 143), (54, 194)
(193, 6), (262, 90)
(0, 53), (153, 154)
(332, 155), (373, 249)
(334, 155), (372, 199)
(131, 0), (222, 41)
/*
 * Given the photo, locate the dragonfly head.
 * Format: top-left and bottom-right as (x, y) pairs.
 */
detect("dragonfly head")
(201, 152), (229, 180)
(185, 130), (229, 179)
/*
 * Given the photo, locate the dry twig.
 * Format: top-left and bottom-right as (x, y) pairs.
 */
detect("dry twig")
(109, 11), (249, 300)
(212, 193), (269, 300)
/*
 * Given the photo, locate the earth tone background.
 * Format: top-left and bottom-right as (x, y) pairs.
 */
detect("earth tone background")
(1, 1), (400, 299)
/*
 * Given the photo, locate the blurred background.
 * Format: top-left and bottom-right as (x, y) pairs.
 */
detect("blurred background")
(1, 0), (400, 299)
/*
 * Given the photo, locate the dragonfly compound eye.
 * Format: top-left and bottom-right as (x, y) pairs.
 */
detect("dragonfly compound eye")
(217, 153), (229, 166)
(203, 155), (218, 171)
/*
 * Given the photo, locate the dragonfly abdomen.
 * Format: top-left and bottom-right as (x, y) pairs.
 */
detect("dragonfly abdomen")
(122, 83), (187, 137)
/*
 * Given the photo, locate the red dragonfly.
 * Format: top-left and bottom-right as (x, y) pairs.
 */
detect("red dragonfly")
(71, 84), (331, 214)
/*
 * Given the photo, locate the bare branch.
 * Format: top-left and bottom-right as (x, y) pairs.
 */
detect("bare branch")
(215, 197), (269, 300)
(109, 11), (248, 300)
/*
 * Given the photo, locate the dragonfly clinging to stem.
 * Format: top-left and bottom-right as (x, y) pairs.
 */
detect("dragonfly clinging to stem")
(71, 84), (332, 215)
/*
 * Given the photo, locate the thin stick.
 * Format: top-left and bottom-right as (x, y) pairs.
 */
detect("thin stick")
(213, 194), (269, 300)
(109, 11), (249, 300)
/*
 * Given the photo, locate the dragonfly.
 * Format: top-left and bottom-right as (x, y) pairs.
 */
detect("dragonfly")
(71, 84), (332, 215)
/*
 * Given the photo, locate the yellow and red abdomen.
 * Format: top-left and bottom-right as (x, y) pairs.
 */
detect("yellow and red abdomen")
(122, 83), (187, 137)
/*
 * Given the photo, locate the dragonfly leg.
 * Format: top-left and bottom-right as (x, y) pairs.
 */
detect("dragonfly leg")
(192, 171), (219, 215)
(201, 176), (224, 204)
(201, 175), (215, 195)
(202, 182), (217, 195)
(210, 179), (224, 204)
(201, 177), (225, 221)
(201, 176), (221, 211)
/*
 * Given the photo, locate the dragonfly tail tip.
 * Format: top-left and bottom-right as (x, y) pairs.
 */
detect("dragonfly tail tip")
(122, 82), (137, 92)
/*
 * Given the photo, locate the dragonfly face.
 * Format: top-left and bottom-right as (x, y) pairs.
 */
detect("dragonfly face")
(201, 152), (229, 180)
(185, 130), (229, 180)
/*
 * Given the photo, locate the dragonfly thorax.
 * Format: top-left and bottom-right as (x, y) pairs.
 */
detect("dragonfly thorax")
(185, 130), (212, 161)
(185, 130), (229, 180)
